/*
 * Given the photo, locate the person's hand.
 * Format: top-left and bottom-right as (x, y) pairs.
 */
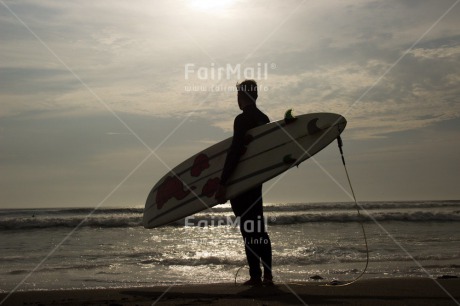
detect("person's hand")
(215, 184), (227, 204)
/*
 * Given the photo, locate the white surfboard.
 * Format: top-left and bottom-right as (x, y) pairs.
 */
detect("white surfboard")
(143, 112), (346, 228)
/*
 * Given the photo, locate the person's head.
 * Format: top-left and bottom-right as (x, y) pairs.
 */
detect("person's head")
(236, 79), (258, 110)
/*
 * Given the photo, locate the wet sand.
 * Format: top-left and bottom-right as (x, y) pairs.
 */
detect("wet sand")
(1, 277), (459, 305)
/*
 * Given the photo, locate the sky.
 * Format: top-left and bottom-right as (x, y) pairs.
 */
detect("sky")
(1, 0), (459, 208)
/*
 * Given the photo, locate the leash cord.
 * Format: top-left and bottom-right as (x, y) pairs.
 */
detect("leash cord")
(234, 265), (247, 285)
(324, 135), (370, 286)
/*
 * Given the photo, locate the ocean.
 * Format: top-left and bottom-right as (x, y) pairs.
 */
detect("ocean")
(1, 201), (459, 292)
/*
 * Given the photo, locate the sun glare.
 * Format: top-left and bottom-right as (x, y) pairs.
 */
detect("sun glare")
(188, 0), (235, 12)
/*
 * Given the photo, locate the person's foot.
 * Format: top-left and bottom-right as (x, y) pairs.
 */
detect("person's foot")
(263, 274), (274, 286)
(243, 278), (262, 286)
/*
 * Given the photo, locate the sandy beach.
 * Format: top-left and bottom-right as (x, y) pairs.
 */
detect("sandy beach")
(1, 278), (459, 306)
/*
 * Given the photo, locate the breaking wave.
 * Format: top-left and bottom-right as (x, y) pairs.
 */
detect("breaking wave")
(1, 206), (459, 230)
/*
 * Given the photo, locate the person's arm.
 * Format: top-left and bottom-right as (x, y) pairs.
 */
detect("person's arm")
(216, 116), (246, 203)
(221, 116), (246, 185)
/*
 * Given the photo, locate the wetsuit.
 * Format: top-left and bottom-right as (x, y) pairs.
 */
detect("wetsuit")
(220, 103), (272, 280)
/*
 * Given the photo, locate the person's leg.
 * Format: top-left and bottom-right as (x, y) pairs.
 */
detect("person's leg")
(260, 231), (273, 283)
(241, 218), (263, 279)
(243, 187), (273, 283)
(231, 193), (262, 281)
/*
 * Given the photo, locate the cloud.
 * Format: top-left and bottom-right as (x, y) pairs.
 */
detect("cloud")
(2, 0), (459, 135)
(0, 0), (460, 137)
(0, 111), (227, 207)
(1, 0), (460, 206)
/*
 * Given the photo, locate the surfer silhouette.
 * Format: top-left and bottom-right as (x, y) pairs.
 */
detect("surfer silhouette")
(216, 80), (273, 286)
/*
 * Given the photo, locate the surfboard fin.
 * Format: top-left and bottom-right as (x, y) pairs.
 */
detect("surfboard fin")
(284, 109), (297, 124)
(307, 118), (321, 134)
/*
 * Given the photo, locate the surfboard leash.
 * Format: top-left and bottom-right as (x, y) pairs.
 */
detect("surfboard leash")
(234, 265), (247, 285)
(323, 135), (370, 287)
